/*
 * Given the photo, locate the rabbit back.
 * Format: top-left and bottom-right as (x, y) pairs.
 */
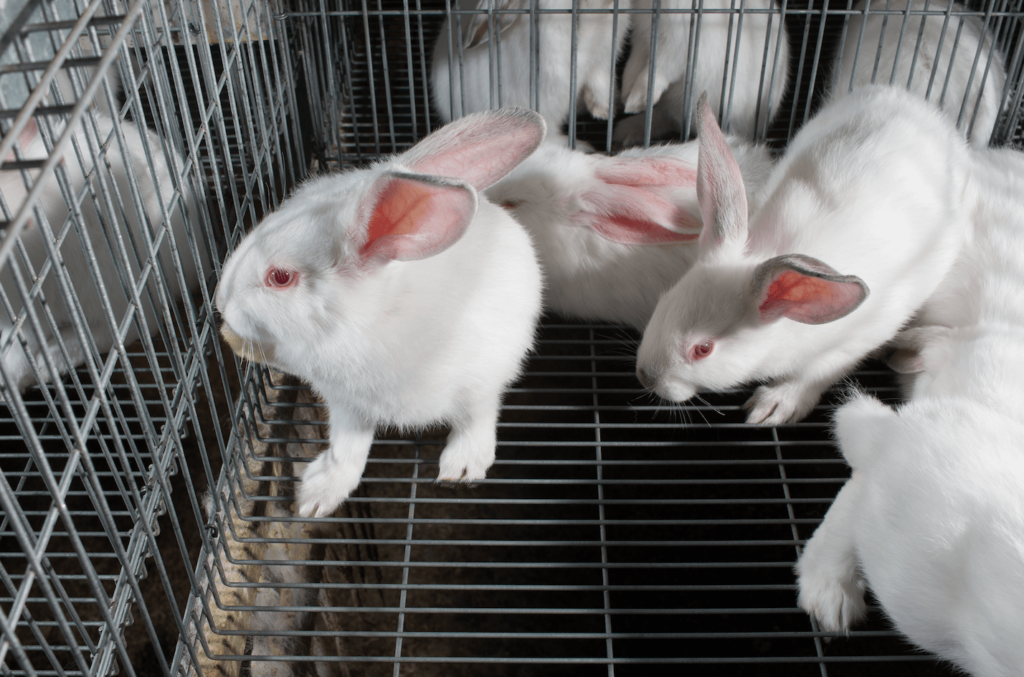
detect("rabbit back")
(830, 0), (1007, 147)
(0, 114), (203, 391)
(432, 0), (630, 130)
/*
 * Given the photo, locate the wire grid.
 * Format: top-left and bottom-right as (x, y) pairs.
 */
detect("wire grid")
(180, 322), (958, 674)
(1, 0), (1023, 674)
(0, 0), (303, 672)
(175, 1), (1024, 673)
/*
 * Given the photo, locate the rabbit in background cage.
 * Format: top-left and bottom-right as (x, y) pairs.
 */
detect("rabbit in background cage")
(613, 0), (791, 147)
(485, 133), (774, 330)
(216, 109), (546, 518)
(0, 112), (207, 395)
(829, 0), (1008, 148)
(432, 0), (630, 131)
(634, 84), (972, 425)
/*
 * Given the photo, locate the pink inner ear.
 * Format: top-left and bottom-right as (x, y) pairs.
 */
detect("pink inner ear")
(402, 110), (545, 191)
(3, 118), (38, 163)
(695, 96), (748, 252)
(758, 270), (866, 325)
(359, 175), (476, 262)
(595, 158), (697, 188)
(589, 214), (701, 245)
(580, 183), (703, 245)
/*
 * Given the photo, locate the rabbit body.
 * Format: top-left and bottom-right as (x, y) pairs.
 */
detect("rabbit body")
(0, 113), (202, 394)
(614, 0), (791, 146)
(216, 110), (546, 517)
(886, 147), (1024, 399)
(432, 0), (630, 130)
(485, 135), (773, 329)
(635, 85), (972, 425)
(830, 0), (1007, 147)
(797, 392), (1024, 677)
(797, 147), (1024, 676)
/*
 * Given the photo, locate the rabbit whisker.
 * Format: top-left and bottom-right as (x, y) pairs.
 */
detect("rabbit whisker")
(693, 393), (725, 417)
(687, 401), (711, 427)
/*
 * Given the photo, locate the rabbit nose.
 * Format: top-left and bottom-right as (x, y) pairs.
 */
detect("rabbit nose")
(636, 366), (656, 389)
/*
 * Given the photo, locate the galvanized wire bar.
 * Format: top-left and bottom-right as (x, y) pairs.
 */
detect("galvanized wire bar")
(391, 441), (420, 676)
(589, 328), (614, 677)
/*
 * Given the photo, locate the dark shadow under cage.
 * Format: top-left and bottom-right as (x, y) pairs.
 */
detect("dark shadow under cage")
(0, 0), (1022, 675)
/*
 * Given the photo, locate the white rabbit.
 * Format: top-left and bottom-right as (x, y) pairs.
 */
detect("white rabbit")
(634, 85), (972, 425)
(485, 134), (773, 329)
(613, 0), (791, 147)
(432, 0), (630, 130)
(0, 112), (205, 394)
(830, 0), (1007, 148)
(797, 390), (1024, 677)
(215, 109), (546, 518)
(798, 147), (1024, 674)
(886, 146), (1024, 397)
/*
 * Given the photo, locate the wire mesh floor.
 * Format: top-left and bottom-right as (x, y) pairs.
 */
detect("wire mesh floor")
(179, 318), (958, 676)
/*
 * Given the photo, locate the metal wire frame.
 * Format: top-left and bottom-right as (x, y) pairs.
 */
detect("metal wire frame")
(0, 0), (303, 672)
(0, 0), (1023, 674)
(301, 0), (1024, 165)
(177, 321), (960, 675)
(172, 2), (1024, 673)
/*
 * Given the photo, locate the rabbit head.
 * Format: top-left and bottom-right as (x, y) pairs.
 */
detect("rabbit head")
(216, 108), (546, 384)
(635, 95), (868, 402)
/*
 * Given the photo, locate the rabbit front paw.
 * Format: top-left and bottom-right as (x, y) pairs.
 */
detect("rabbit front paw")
(623, 72), (669, 115)
(744, 380), (826, 425)
(796, 553), (868, 633)
(437, 441), (495, 483)
(297, 452), (364, 517)
(581, 83), (612, 120)
(436, 417), (498, 483)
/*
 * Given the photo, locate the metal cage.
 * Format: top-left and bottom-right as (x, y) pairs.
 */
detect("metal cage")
(0, 0), (1022, 674)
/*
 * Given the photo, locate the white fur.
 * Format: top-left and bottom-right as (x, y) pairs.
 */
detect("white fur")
(432, 0), (630, 130)
(797, 147), (1024, 675)
(911, 147), (1024, 338)
(215, 110), (545, 517)
(830, 0), (1007, 148)
(636, 85), (972, 425)
(614, 0), (791, 146)
(485, 135), (773, 329)
(0, 112), (204, 394)
(798, 392), (1024, 676)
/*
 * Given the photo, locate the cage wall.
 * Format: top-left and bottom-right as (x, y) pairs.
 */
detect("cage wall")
(0, 0), (1022, 675)
(0, 0), (301, 673)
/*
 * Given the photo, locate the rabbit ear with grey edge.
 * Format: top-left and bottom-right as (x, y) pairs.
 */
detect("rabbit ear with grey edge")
(400, 107), (546, 191)
(752, 254), (869, 325)
(883, 325), (953, 374)
(355, 171), (478, 264)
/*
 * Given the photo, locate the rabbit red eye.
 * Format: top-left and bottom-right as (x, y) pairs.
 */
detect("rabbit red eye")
(688, 340), (714, 362)
(501, 199), (521, 209)
(266, 267), (297, 288)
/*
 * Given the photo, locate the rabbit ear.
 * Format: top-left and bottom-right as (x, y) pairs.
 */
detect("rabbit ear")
(401, 108), (545, 191)
(578, 156), (702, 244)
(2, 118), (39, 163)
(461, 0), (523, 49)
(357, 171), (478, 263)
(695, 92), (749, 256)
(594, 157), (698, 188)
(753, 254), (869, 325)
(884, 326), (951, 374)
